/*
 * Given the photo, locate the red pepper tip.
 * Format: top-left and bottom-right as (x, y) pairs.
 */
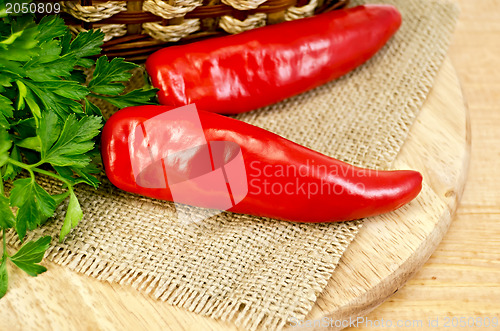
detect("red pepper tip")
(394, 169), (423, 207)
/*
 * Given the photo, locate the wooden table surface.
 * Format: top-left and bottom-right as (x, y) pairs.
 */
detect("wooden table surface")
(345, 0), (500, 329)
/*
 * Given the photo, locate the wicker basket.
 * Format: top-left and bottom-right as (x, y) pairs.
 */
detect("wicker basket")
(60, 0), (349, 60)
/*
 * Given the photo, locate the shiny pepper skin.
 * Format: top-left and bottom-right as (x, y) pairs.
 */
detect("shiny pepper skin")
(146, 5), (402, 114)
(101, 105), (422, 223)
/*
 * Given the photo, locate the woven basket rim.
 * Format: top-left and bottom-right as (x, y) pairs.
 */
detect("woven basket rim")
(60, 0), (350, 60)
(62, 0), (348, 24)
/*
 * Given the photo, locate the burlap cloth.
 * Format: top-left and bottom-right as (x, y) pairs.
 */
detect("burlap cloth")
(6, 0), (458, 329)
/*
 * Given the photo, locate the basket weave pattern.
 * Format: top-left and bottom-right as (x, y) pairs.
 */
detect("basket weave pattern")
(60, 0), (348, 59)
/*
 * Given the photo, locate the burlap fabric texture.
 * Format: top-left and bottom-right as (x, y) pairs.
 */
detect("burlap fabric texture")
(6, 0), (459, 330)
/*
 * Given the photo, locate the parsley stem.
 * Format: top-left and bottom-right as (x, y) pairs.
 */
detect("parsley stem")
(31, 167), (72, 187)
(2, 229), (6, 259)
(6, 158), (43, 170)
(0, 177), (8, 258)
(0, 173), (4, 196)
(7, 158), (75, 189)
(7, 158), (31, 169)
(7, 158), (35, 178)
(30, 160), (45, 169)
(90, 93), (113, 101)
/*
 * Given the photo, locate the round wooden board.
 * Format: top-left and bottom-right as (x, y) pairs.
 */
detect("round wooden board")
(1, 56), (470, 331)
(295, 56), (470, 330)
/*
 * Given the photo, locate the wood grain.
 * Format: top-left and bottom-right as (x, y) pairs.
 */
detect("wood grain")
(343, 0), (500, 328)
(297, 56), (470, 330)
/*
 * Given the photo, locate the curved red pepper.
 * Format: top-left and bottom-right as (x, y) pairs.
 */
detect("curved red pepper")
(101, 105), (422, 223)
(146, 4), (402, 114)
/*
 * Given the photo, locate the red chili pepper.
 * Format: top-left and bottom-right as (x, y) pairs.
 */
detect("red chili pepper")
(145, 4), (402, 114)
(101, 105), (422, 223)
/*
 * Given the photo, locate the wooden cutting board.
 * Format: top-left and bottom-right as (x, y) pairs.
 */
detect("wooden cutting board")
(1, 57), (469, 331)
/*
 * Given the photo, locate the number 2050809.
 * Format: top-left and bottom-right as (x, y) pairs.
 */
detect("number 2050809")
(6, 2), (61, 15)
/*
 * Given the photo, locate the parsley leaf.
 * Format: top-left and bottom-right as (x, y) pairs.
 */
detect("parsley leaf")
(72, 162), (101, 188)
(52, 191), (70, 206)
(10, 178), (56, 240)
(67, 29), (104, 67)
(53, 165), (79, 186)
(15, 136), (40, 151)
(9, 236), (51, 276)
(0, 17), (38, 61)
(30, 39), (62, 64)
(23, 81), (86, 118)
(37, 80), (89, 100)
(70, 69), (87, 84)
(0, 257), (7, 299)
(97, 88), (159, 109)
(84, 99), (102, 117)
(59, 191), (82, 242)
(0, 11), (158, 296)
(88, 56), (137, 95)
(0, 195), (15, 229)
(0, 14), (157, 123)
(37, 110), (61, 154)
(0, 94), (13, 119)
(2, 145), (21, 180)
(88, 56), (159, 108)
(24, 54), (77, 81)
(36, 15), (67, 43)
(40, 112), (102, 167)
(0, 127), (11, 167)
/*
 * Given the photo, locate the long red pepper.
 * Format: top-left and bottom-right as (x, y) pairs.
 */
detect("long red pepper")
(101, 105), (422, 223)
(145, 4), (402, 114)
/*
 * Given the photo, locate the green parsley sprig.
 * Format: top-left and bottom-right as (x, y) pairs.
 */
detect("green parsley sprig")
(0, 7), (158, 298)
